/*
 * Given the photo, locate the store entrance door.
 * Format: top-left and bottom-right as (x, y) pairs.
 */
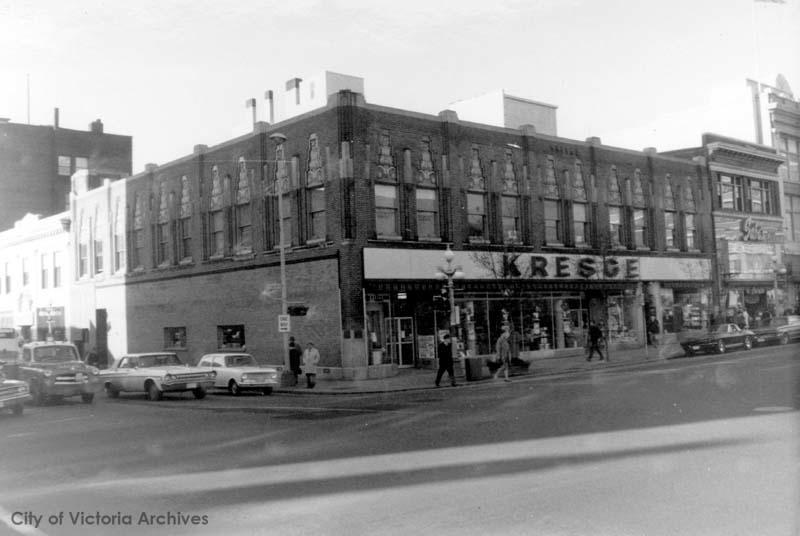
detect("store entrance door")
(384, 317), (416, 367)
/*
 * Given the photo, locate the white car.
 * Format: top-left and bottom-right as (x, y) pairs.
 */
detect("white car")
(101, 352), (216, 401)
(197, 353), (281, 395)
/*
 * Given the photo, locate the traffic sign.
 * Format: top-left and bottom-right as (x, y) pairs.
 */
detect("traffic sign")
(278, 314), (291, 332)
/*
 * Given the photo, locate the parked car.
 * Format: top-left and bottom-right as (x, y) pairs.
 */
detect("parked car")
(13, 342), (100, 404)
(680, 323), (755, 356)
(196, 352), (281, 395)
(0, 361), (30, 416)
(101, 352), (216, 401)
(751, 315), (800, 346)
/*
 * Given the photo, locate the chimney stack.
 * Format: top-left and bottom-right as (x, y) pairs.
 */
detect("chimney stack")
(90, 119), (103, 134)
(265, 90), (274, 123)
(54, 108), (60, 128)
(286, 78), (302, 105)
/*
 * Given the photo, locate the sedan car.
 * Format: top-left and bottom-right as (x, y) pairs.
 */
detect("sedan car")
(197, 352), (281, 395)
(101, 352), (216, 401)
(680, 323), (755, 356)
(0, 362), (30, 416)
(751, 315), (800, 346)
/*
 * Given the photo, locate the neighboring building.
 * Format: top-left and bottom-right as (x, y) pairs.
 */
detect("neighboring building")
(666, 134), (786, 323)
(747, 76), (800, 313)
(0, 114), (132, 232)
(0, 212), (72, 348)
(448, 90), (558, 135)
(70, 89), (714, 378)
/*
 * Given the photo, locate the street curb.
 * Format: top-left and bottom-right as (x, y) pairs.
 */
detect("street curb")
(272, 356), (671, 396)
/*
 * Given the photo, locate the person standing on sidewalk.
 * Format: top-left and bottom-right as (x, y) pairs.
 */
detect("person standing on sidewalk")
(493, 327), (511, 382)
(288, 337), (303, 381)
(435, 334), (457, 387)
(647, 316), (660, 347)
(586, 322), (605, 362)
(302, 342), (320, 388)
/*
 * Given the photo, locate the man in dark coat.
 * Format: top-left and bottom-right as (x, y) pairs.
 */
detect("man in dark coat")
(435, 334), (457, 387)
(288, 337), (302, 379)
(586, 322), (605, 362)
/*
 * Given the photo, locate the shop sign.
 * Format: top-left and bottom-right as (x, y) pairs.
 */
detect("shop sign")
(36, 307), (65, 326)
(364, 248), (712, 282)
(740, 216), (769, 241)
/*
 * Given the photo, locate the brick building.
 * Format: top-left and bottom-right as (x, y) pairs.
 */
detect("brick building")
(69, 88), (715, 378)
(0, 114), (132, 232)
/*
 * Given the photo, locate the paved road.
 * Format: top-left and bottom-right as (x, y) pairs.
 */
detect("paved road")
(1, 345), (798, 535)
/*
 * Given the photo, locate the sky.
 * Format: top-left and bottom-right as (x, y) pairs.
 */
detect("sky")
(1, 0), (798, 172)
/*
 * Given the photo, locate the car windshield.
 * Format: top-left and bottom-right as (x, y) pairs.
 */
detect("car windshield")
(137, 354), (182, 367)
(225, 354), (257, 367)
(33, 346), (79, 363)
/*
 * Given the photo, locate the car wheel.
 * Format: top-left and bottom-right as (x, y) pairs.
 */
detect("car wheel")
(229, 380), (241, 396)
(717, 340), (726, 354)
(105, 384), (120, 398)
(780, 333), (790, 345)
(743, 337), (752, 351)
(262, 387), (273, 396)
(683, 347), (694, 357)
(192, 387), (206, 400)
(81, 393), (94, 404)
(146, 381), (162, 401)
(11, 404), (23, 416)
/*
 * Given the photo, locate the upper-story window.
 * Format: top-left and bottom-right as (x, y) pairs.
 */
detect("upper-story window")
(749, 179), (772, 214)
(75, 157), (88, 172)
(208, 166), (226, 258)
(465, 192), (486, 240)
(234, 158), (252, 254)
(58, 156), (71, 176)
(685, 213), (697, 250)
(783, 136), (799, 183)
(664, 176), (679, 250)
(308, 186), (326, 241)
(501, 149), (520, 243)
(543, 158), (562, 245)
(572, 162), (590, 247)
(40, 254), (49, 289)
(155, 184), (171, 266)
(715, 174), (778, 215)
(3, 263), (9, 294)
(53, 252), (62, 288)
(22, 258), (29, 287)
(633, 209), (647, 248)
(132, 193), (145, 269)
(416, 188), (438, 240)
(788, 195), (800, 242)
(78, 215), (90, 277)
(178, 176), (192, 261)
(375, 184), (398, 237)
(607, 167), (624, 248)
(94, 210), (105, 274)
(113, 201), (126, 272)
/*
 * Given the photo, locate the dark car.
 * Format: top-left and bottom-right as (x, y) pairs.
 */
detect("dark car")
(14, 342), (101, 404)
(751, 315), (800, 346)
(680, 323), (755, 356)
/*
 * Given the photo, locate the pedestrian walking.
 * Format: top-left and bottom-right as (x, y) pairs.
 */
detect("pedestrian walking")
(586, 322), (605, 362)
(288, 336), (302, 380)
(647, 316), (660, 346)
(493, 327), (511, 382)
(302, 342), (320, 388)
(435, 334), (457, 387)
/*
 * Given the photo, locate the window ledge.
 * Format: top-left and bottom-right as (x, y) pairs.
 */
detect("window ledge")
(377, 235), (402, 241)
(178, 258), (193, 266)
(418, 236), (442, 242)
(233, 252), (256, 261)
(305, 238), (327, 246)
(545, 242), (565, 247)
(208, 254), (226, 261)
(687, 248), (702, 253)
(666, 247), (681, 253)
(574, 243), (592, 249)
(468, 237), (490, 244)
(156, 262), (172, 270)
(635, 246), (651, 252)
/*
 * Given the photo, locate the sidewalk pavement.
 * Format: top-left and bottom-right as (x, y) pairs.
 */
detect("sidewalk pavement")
(276, 342), (685, 395)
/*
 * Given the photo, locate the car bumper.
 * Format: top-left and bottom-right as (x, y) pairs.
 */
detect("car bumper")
(0, 394), (31, 407)
(161, 380), (215, 392)
(236, 380), (278, 390)
(43, 379), (101, 397)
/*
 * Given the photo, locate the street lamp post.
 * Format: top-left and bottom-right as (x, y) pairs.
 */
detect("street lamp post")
(435, 245), (465, 364)
(269, 133), (292, 381)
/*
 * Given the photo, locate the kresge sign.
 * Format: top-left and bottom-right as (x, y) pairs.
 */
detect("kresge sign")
(363, 248), (711, 282)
